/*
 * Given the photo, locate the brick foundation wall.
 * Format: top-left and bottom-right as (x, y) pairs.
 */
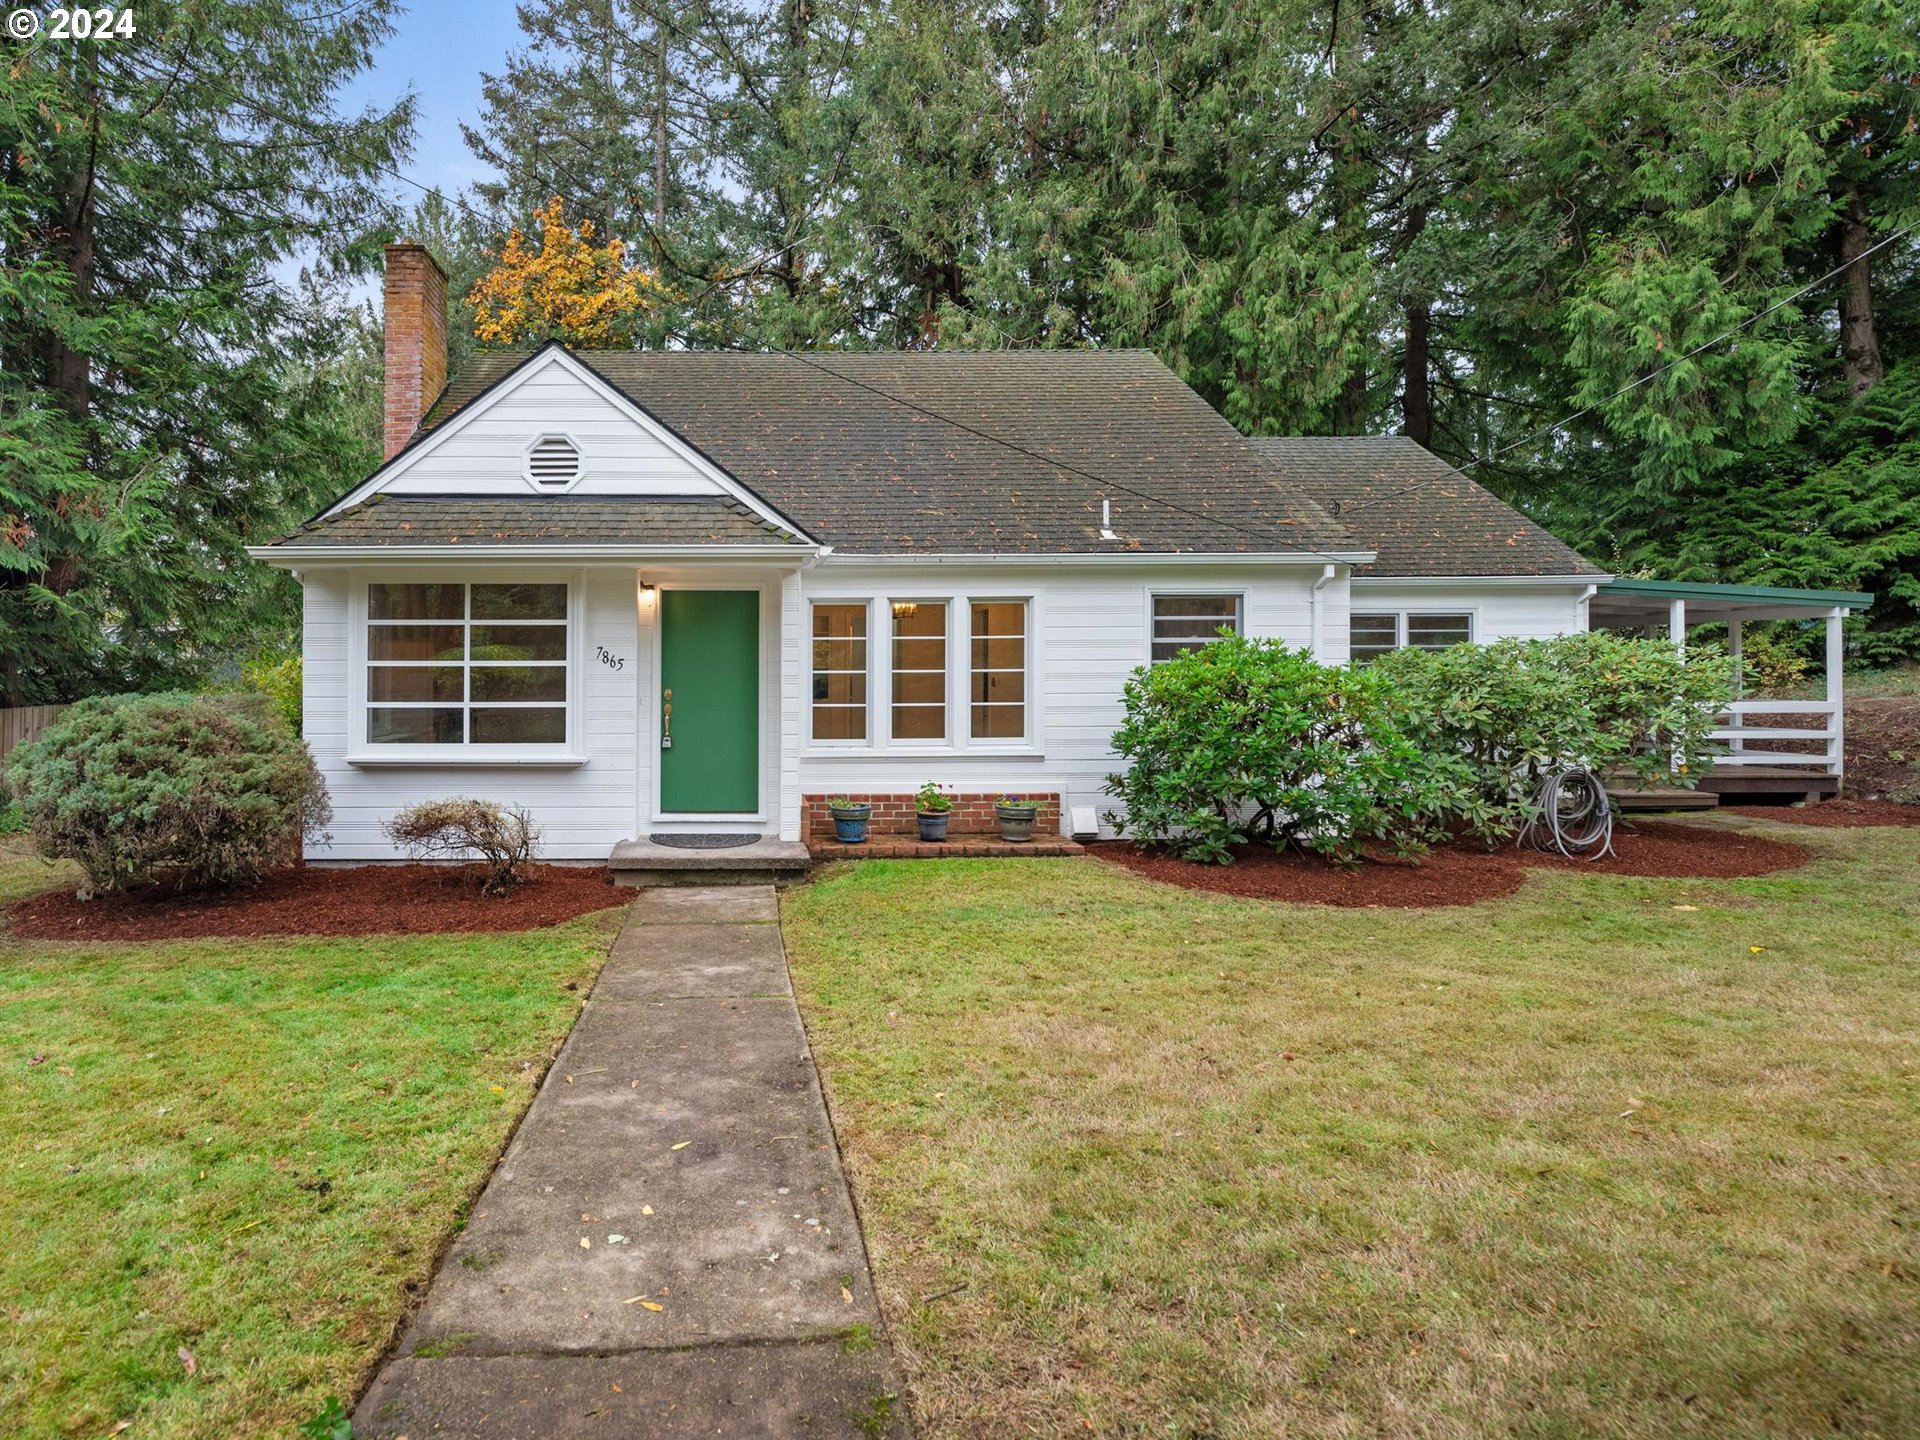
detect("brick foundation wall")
(804, 792), (1061, 839)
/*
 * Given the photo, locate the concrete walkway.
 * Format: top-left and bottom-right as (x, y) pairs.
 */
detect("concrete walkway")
(354, 886), (908, 1438)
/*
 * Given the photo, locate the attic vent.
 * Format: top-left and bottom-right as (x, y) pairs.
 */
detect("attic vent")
(526, 435), (582, 488)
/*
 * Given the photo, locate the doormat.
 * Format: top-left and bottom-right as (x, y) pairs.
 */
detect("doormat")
(649, 834), (761, 850)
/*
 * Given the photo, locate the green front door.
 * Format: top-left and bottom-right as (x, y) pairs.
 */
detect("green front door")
(660, 589), (760, 814)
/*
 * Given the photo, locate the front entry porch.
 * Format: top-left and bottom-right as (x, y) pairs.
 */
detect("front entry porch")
(1590, 578), (1874, 803)
(613, 563), (813, 880)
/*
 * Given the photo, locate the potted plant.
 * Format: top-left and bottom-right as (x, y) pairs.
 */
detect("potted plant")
(915, 782), (953, 842)
(994, 794), (1043, 843)
(827, 797), (871, 844)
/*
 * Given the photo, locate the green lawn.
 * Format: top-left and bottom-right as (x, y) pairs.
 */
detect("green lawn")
(0, 839), (626, 1438)
(783, 818), (1920, 1439)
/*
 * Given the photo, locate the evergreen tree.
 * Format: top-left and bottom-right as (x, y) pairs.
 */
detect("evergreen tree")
(0, 2), (413, 703)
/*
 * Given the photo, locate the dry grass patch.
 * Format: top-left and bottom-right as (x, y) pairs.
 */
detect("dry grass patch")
(784, 819), (1920, 1439)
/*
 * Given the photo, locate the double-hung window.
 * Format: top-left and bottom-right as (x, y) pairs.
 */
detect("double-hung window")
(1151, 593), (1241, 664)
(366, 582), (569, 745)
(1350, 611), (1473, 661)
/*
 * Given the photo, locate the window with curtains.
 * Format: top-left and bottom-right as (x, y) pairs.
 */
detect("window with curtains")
(890, 600), (947, 741)
(1151, 593), (1242, 663)
(810, 602), (868, 741)
(970, 600), (1027, 740)
(366, 582), (568, 744)
(1350, 610), (1473, 661)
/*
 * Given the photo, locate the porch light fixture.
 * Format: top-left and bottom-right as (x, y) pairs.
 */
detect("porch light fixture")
(639, 580), (656, 609)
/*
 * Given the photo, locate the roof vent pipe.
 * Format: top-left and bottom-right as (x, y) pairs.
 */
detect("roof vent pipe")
(1098, 497), (1119, 541)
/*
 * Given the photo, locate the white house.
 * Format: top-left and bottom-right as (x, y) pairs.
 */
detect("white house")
(249, 246), (1861, 876)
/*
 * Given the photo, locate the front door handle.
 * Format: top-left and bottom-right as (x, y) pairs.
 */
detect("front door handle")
(662, 688), (673, 749)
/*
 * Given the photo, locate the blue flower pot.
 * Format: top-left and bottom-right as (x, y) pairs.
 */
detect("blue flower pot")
(831, 805), (871, 844)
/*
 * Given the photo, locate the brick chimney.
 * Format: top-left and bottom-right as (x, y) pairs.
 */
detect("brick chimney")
(382, 243), (449, 459)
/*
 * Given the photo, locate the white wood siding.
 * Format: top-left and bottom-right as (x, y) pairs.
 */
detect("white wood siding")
(296, 561), (1596, 858)
(301, 566), (640, 860)
(372, 364), (724, 500)
(1343, 581), (1594, 659)
(795, 563), (1330, 837)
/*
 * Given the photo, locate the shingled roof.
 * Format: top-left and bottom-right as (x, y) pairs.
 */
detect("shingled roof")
(418, 348), (1361, 557)
(266, 495), (807, 549)
(1251, 436), (1604, 578)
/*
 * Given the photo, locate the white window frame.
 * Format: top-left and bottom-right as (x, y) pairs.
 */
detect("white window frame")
(345, 568), (587, 767)
(797, 589), (1042, 757)
(966, 596), (1031, 747)
(808, 599), (874, 747)
(887, 597), (951, 745)
(1148, 590), (1245, 665)
(1349, 609), (1477, 659)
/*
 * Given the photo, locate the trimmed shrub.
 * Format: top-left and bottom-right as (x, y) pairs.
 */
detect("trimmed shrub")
(3, 691), (331, 896)
(382, 798), (540, 895)
(1105, 636), (1464, 864)
(1375, 632), (1736, 841)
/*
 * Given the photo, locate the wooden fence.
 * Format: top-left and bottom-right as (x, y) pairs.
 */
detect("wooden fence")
(0, 704), (68, 763)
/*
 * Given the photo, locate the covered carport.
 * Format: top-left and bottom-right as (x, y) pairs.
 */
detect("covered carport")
(1589, 578), (1874, 800)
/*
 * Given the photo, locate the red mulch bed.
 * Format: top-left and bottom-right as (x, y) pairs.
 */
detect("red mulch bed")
(7, 863), (628, 942)
(1722, 798), (1920, 828)
(1086, 820), (1809, 908)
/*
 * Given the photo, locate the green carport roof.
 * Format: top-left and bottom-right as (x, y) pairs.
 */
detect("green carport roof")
(1596, 578), (1872, 611)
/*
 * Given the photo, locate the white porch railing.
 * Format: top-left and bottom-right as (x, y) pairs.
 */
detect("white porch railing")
(1710, 699), (1841, 774)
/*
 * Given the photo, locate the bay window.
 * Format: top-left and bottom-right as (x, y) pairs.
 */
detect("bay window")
(366, 581), (569, 745)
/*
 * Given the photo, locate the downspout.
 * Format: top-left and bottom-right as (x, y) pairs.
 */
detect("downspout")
(1576, 583), (1597, 631)
(1310, 564), (1337, 659)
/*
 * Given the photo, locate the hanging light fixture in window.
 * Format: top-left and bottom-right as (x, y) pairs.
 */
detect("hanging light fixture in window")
(891, 601), (917, 618)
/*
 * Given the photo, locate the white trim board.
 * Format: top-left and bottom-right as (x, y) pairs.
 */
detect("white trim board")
(313, 346), (818, 542)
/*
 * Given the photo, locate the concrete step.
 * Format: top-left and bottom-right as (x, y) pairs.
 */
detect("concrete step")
(610, 836), (812, 888)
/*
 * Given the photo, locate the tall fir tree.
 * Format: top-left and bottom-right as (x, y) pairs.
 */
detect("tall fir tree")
(0, 1), (414, 703)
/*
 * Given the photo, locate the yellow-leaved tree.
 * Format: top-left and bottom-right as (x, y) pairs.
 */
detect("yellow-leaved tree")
(468, 197), (669, 347)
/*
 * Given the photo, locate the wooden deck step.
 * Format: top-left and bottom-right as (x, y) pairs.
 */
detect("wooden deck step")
(1609, 785), (1721, 812)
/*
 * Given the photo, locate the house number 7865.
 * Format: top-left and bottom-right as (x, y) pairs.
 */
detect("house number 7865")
(596, 645), (625, 671)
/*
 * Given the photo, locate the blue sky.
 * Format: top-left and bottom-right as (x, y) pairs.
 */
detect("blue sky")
(342, 0), (524, 207)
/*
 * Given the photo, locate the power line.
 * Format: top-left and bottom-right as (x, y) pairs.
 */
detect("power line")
(116, 46), (1917, 558)
(118, 49), (1358, 557)
(725, 345), (1365, 558)
(1335, 217), (1919, 518)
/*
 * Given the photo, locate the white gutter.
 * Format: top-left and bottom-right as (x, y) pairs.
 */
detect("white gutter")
(817, 550), (1376, 568)
(1350, 573), (1614, 589)
(1309, 563), (1338, 657)
(248, 544), (821, 566)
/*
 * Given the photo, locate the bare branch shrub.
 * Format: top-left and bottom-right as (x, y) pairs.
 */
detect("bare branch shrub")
(383, 798), (541, 895)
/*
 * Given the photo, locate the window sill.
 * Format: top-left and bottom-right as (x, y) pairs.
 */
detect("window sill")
(800, 746), (1046, 761)
(346, 750), (590, 769)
